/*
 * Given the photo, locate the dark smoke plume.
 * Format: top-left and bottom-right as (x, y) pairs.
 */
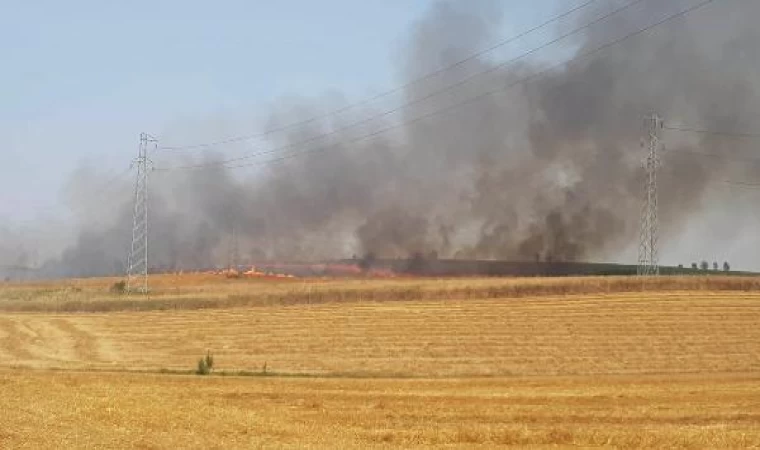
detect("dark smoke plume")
(35, 0), (760, 277)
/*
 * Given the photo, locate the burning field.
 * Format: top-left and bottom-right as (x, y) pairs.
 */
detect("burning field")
(4, 1), (760, 448)
(14, 0), (760, 280)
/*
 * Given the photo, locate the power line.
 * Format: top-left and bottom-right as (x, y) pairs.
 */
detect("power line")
(158, 0), (600, 151)
(665, 148), (760, 164)
(156, 0), (652, 170)
(157, 0), (722, 173)
(157, 0), (650, 170)
(664, 125), (760, 139)
(722, 180), (760, 189)
(94, 166), (135, 198)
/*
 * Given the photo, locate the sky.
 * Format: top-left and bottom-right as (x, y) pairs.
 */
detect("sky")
(1, 1), (560, 223)
(3, 0), (756, 271)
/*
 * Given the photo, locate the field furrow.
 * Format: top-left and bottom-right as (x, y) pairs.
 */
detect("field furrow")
(1, 288), (759, 376)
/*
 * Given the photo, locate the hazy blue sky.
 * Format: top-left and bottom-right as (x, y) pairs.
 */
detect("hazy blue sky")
(3, 1), (759, 271)
(1, 1), (564, 224)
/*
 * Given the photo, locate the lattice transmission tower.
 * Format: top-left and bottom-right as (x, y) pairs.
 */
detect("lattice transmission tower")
(637, 114), (662, 276)
(127, 133), (156, 293)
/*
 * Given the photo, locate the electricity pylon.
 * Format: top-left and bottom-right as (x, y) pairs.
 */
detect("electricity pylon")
(127, 133), (155, 293)
(638, 114), (662, 276)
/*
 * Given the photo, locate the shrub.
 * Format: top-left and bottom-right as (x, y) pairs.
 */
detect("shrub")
(196, 357), (209, 375)
(110, 281), (127, 294)
(205, 350), (214, 371)
(196, 351), (214, 375)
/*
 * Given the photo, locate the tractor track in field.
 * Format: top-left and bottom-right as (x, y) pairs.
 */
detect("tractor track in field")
(0, 316), (107, 367)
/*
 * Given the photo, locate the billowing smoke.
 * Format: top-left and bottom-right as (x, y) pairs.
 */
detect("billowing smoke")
(36, 0), (760, 276)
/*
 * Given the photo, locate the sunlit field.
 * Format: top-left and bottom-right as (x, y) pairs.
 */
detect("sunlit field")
(3, 371), (759, 448)
(2, 274), (760, 448)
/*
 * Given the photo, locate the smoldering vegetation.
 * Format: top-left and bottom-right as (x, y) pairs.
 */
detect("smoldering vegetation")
(25, 0), (760, 278)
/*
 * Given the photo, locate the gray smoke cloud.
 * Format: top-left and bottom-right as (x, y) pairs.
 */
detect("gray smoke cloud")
(33, 0), (760, 277)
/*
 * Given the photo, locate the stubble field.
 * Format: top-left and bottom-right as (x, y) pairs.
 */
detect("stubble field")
(2, 274), (760, 448)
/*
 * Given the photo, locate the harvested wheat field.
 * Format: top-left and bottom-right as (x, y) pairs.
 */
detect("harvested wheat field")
(2, 371), (760, 448)
(2, 275), (760, 448)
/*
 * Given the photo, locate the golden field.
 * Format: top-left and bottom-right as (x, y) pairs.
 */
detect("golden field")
(3, 273), (760, 313)
(2, 371), (760, 448)
(2, 274), (760, 448)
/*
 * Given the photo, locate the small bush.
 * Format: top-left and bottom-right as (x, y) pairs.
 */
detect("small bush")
(110, 280), (127, 294)
(205, 351), (214, 371)
(196, 351), (214, 375)
(196, 358), (209, 375)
